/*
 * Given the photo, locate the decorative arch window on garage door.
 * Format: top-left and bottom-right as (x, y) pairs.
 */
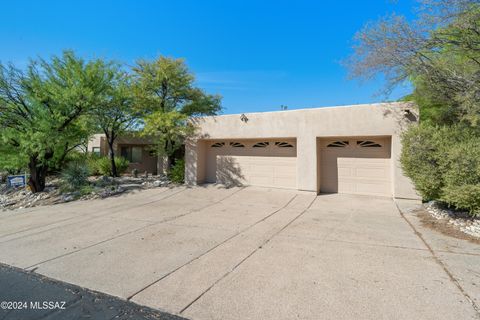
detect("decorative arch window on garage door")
(211, 142), (225, 148)
(357, 140), (382, 148)
(275, 142), (294, 148)
(230, 142), (245, 148)
(253, 141), (269, 148)
(326, 141), (349, 148)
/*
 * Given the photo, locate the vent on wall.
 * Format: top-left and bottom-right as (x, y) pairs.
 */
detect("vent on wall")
(253, 141), (269, 148)
(211, 142), (225, 148)
(230, 142), (245, 148)
(275, 142), (294, 148)
(357, 140), (382, 148)
(327, 141), (349, 148)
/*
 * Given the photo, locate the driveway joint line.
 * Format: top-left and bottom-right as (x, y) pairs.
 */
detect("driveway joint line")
(276, 233), (429, 252)
(435, 250), (480, 257)
(178, 195), (316, 314)
(395, 201), (480, 315)
(126, 193), (299, 301)
(24, 187), (244, 270)
(0, 188), (179, 244)
(0, 215), (83, 242)
(163, 222), (234, 232)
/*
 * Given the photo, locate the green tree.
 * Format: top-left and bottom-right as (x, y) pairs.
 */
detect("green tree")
(92, 66), (139, 177)
(132, 56), (221, 162)
(0, 51), (112, 192)
(347, 0), (480, 214)
(346, 0), (480, 125)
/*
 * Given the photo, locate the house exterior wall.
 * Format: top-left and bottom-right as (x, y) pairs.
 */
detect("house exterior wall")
(86, 134), (104, 153)
(185, 102), (420, 199)
(115, 143), (158, 174)
(87, 134), (162, 175)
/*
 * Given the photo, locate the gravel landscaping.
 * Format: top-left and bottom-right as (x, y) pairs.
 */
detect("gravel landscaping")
(425, 201), (480, 239)
(0, 175), (172, 211)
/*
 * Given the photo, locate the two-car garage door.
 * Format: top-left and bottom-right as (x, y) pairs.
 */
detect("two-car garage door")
(319, 137), (392, 197)
(203, 137), (392, 196)
(205, 139), (297, 189)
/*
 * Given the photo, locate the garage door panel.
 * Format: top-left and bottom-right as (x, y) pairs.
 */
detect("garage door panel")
(356, 181), (391, 195)
(216, 155), (296, 189)
(273, 177), (296, 189)
(207, 141), (297, 189)
(355, 167), (389, 180)
(320, 138), (392, 197)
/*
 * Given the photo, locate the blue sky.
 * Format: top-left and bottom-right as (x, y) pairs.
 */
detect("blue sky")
(0, 0), (416, 114)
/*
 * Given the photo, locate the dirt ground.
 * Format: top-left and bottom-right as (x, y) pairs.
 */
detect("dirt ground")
(417, 208), (480, 245)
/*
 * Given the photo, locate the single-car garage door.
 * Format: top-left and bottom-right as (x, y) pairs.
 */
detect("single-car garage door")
(319, 137), (392, 197)
(205, 139), (297, 189)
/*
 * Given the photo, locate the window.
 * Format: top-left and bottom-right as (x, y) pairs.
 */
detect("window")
(253, 141), (269, 148)
(211, 142), (225, 148)
(120, 146), (142, 163)
(327, 141), (349, 148)
(230, 142), (245, 148)
(357, 140), (382, 148)
(275, 142), (294, 148)
(92, 147), (101, 155)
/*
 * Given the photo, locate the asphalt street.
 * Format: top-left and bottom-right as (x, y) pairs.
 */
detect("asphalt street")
(0, 263), (186, 320)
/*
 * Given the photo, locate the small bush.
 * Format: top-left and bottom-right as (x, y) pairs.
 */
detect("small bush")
(79, 184), (95, 196)
(90, 157), (129, 177)
(169, 159), (185, 183)
(86, 153), (101, 175)
(61, 160), (90, 191)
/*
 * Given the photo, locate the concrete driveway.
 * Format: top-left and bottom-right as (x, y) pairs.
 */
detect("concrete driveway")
(0, 185), (478, 320)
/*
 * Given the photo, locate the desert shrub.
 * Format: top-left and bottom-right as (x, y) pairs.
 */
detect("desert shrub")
(401, 124), (480, 215)
(400, 124), (446, 199)
(169, 159), (185, 183)
(61, 160), (90, 191)
(79, 184), (95, 196)
(442, 185), (480, 217)
(90, 157), (129, 177)
(86, 153), (101, 175)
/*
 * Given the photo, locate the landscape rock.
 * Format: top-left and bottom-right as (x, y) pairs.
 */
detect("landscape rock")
(1, 174), (172, 212)
(424, 201), (480, 239)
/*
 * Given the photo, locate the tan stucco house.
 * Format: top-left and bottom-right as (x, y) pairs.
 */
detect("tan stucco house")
(185, 102), (420, 199)
(87, 134), (162, 174)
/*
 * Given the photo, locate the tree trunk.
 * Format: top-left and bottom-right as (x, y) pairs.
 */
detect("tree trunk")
(28, 157), (47, 193)
(108, 141), (117, 177)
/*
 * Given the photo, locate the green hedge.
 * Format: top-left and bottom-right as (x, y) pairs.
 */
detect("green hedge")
(401, 124), (480, 216)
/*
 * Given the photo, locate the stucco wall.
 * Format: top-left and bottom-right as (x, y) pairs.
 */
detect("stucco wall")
(186, 103), (420, 199)
(87, 134), (160, 175)
(86, 134), (104, 153)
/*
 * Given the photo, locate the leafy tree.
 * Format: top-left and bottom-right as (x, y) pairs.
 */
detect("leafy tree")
(0, 51), (112, 192)
(132, 56), (221, 162)
(346, 0), (480, 125)
(141, 110), (193, 157)
(347, 0), (480, 215)
(91, 66), (139, 177)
